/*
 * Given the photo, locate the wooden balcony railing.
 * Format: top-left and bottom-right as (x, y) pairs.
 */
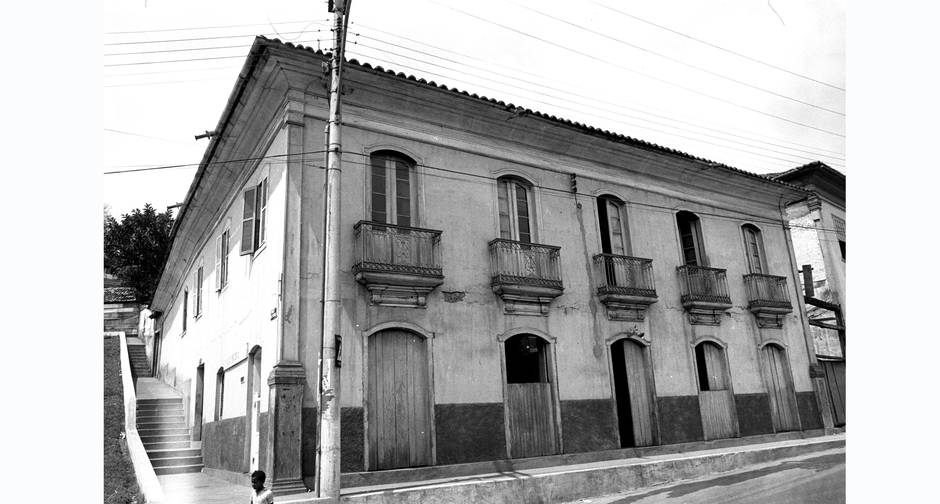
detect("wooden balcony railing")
(743, 274), (792, 310)
(592, 254), (656, 298)
(677, 265), (731, 305)
(488, 239), (563, 290)
(353, 221), (443, 277)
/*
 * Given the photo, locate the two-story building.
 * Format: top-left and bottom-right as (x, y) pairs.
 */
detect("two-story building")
(147, 37), (833, 492)
(773, 162), (846, 427)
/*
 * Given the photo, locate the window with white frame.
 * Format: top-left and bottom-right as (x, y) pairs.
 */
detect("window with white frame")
(182, 288), (188, 333)
(497, 176), (535, 243)
(370, 151), (416, 227)
(676, 211), (705, 266)
(216, 229), (230, 291)
(832, 216), (845, 261)
(195, 266), (203, 318)
(240, 177), (268, 255)
(597, 195), (630, 255)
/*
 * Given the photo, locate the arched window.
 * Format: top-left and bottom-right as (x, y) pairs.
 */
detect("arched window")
(597, 195), (630, 255)
(741, 224), (767, 274)
(497, 176), (535, 243)
(214, 367), (225, 421)
(370, 151), (417, 227)
(676, 211), (705, 266)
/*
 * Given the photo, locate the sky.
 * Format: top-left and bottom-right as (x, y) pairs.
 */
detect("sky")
(101, 0), (845, 218)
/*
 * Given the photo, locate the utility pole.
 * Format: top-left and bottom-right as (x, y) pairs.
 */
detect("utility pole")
(316, 0), (352, 501)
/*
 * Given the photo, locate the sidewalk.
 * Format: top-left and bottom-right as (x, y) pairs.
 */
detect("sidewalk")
(155, 432), (844, 504)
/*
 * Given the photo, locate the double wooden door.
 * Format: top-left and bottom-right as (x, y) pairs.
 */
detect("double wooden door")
(695, 342), (738, 440)
(504, 335), (558, 459)
(821, 359), (846, 427)
(760, 345), (799, 432)
(367, 330), (432, 470)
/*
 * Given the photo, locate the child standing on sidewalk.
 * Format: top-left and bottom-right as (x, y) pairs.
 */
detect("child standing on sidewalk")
(250, 470), (274, 504)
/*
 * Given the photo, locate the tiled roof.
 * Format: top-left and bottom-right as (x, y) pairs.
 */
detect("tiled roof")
(105, 286), (138, 303)
(258, 36), (809, 193)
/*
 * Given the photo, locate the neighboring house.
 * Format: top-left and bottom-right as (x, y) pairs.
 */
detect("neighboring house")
(104, 273), (141, 336)
(147, 37), (835, 492)
(773, 162), (846, 427)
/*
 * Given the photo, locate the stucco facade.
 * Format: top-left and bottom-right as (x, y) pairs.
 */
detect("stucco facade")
(148, 38), (829, 490)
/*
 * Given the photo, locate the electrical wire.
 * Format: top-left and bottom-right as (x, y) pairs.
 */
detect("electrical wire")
(104, 19), (331, 35)
(590, 1), (845, 91)
(428, 0), (844, 138)
(347, 41), (844, 168)
(507, 0), (843, 116)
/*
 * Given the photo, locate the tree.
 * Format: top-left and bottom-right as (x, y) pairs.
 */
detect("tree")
(104, 204), (175, 302)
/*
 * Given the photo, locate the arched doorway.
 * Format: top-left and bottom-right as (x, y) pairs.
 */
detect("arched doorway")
(610, 338), (655, 447)
(760, 344), (799, 432)
(246, 346), (262, 471)
(694, 340), (738, 440)
(503, 334), (559, 458)
(367, 329), (432, 470)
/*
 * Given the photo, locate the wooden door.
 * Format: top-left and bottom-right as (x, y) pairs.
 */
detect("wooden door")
(249, 351), (262, 471)
(504, 335), (558, 458)
(761, 345), (799, 432)
(193, 365), (204, 441)
(822, 360), (846, 426)
(695, 342), (737, 440)
(368, 330), (432, 470)
(613, 340), (654, 447)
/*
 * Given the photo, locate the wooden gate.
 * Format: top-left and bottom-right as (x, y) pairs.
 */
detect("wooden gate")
(504, 334), (558, 458)
(367, 330), (432, 470)
(695, 342), (737, 440)
(821, 359), (846, 426)
(760, 344), (799, 432)
(612, 339), (654, 447)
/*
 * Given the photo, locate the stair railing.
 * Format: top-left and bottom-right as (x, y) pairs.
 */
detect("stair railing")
(117, 331), (165, 503)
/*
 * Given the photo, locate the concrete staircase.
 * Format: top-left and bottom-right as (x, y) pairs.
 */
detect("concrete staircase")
(127, 343), (151, 378)
(137, 396), (203, 475)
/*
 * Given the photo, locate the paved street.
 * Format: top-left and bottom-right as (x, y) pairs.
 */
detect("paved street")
(564, 449), (845, 504)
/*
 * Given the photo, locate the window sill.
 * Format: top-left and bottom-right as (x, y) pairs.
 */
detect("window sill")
(251, 242), (267, 261)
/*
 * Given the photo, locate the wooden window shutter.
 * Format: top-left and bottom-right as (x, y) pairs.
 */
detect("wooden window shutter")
(255, 178), (267, 248)
(606, 199), (626, 255)
(497, 181), (512, 240)
(215, 235), (222, 291)
(240, 187), (257, 255)
(370, 156), (387, 224)
(514, 182), (532, 244)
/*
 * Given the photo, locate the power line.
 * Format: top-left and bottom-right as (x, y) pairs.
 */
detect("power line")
(104, 19), (330, 35)
(591, 1), (845, 91)
(104, 128), (191, 144)
(104, 54), (250, 68)
(349, 22), (844, 158)
(345, 46), (838, 170)
(102, 27), (328, 46)
(105, 37), (329, 57)
(102, 150), (328, 175)
(348, 39), (844, 168)
(508, 0), (843, 116)
(429, 0), (844, 138)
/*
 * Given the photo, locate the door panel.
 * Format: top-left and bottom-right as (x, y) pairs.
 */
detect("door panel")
(506, 383), (556, 458)
(699, 391), (736, 439)
(621, 342), (654, 446)
(823, 360), (846, 426)
(368, 330), (431, 470)
(761, 346), (799, 432)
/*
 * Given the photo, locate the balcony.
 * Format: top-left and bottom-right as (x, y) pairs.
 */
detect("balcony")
(352, 221), (444, 307)
(592, 254), (658, 321)
(743, 273), (793, 328)
(489, 239), (564, 315)
(676, 265), (733, 325)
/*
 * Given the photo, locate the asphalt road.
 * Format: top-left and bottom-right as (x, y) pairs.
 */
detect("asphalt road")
(565, 449), (845, 504)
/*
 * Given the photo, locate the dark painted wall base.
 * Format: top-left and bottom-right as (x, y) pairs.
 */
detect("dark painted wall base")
(559, 399), (619, 453)
(657, 396), (704, 445)
(301, 406), (366, 477)
(735, 393), (774, 437)
(796, 391), (823, 430)
(435, 403), (507, 465)
(203, 416), (247, 473)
